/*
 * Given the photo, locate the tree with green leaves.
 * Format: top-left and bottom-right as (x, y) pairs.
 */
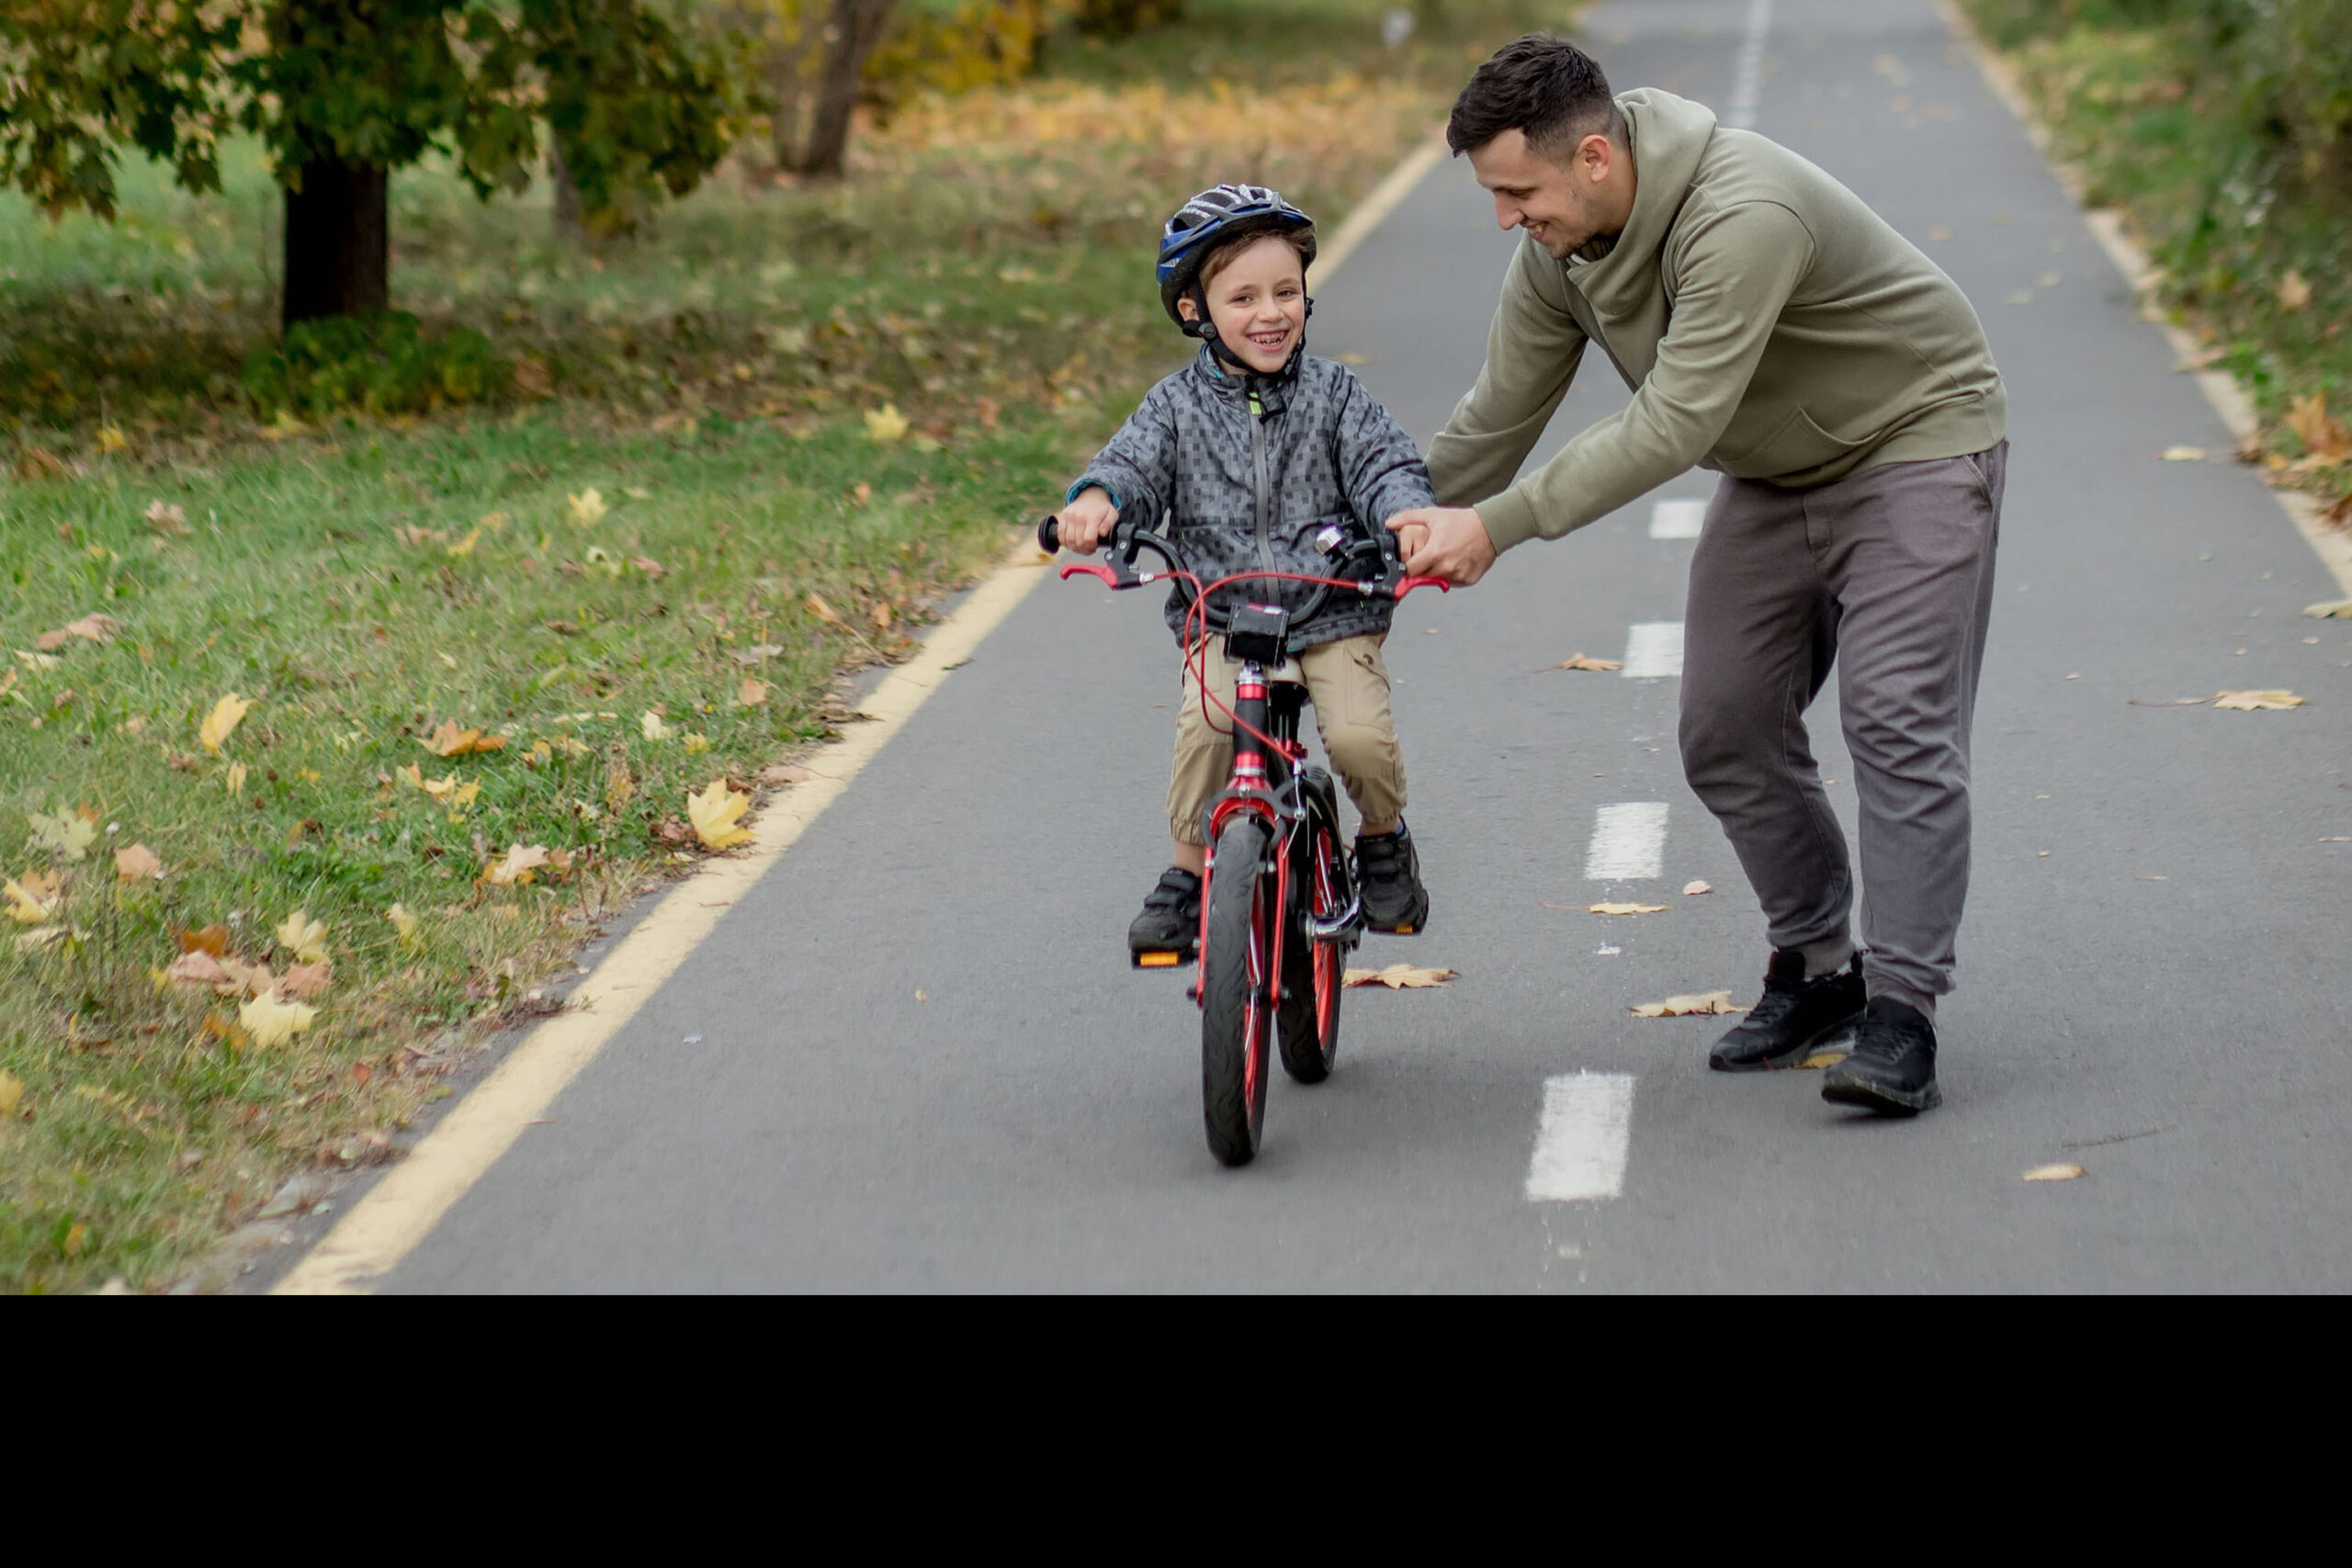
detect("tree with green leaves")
(0, 2), (737, 328)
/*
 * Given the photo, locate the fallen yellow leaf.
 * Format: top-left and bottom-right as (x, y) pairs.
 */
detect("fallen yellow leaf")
(2211, 690), (2303, 711)
(569, 487), (608, 527)
(114, 842), (164, 882)
(1589, 902), (1669, 915)
(27, 807), (97, 862)
(419, 718), (507, 757)
(2022, 1162), (2086, 1182)
(682, 732), (710, 754)
(865, 402), (910, 444)
(2159, 446), (2208, 462)
(275, 908), (328, 964)
(240, 992), (317, 1048)
(0, 1069), (21, 1116)
(97, 423), (129, 454)
(733, 677), (769, 707)
(386, 903), (419, 943)
(686, 778), (753, 850)
(2276, 269), (2312, 312)
(640, 710), (672, 742)
(198, 691), (253, 753)
(5, 871), (61, 922)
(1630, 990), (1747, 1018)
(225, 761), (248, 797)
(1550, 653), (1623, 672)
(1341, 964), (1458, 988)
(485, 842), (552, 886)
(445, 525), (483, 558)
(17, 925), (67, 953)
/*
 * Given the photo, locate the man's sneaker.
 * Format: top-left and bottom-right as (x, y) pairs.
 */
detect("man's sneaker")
(1820, 996), (1941, 1115)
(1708, 951), (1865, 1072)
(1128, 867), (1202, 958)
(1356, 822), (1429, 934)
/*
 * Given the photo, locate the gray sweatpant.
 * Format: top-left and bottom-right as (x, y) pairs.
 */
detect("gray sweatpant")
(1679, 444), (2007, 1018)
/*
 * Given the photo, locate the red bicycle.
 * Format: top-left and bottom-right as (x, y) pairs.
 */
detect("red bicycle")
(1040, 513), (1446, 1166)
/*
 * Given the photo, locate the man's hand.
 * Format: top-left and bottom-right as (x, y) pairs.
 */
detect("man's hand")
(1385, 505), (1498, 586)
(1055, 487), (1120, 553)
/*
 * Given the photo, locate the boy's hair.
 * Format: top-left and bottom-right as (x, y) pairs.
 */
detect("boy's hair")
(1196, 225), (1317, 294)
(1446, 34), (1624, 161)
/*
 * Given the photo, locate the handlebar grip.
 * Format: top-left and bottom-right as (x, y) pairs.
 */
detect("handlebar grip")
(1395, 575), (1453, 599)
(1037, 514), (1062, 554)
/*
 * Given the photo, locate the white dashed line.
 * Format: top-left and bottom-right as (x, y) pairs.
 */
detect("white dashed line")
(1622, 621), (1685, 679)
(1726, 0), (1773, 130)
(1584, 802), (1668, 880)
(1648, 499), (1707, 540)
(1524, 1073), (1636, 1201)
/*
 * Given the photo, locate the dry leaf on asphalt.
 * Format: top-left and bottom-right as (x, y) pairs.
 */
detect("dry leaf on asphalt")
(1548, 653), (1623, 672)
(5, 871), (60, 922)
(1342, 964), (1458, 988)
(28, 807), (97, 861)
(1630, 990), (1747, 1018)
(2212, 689), (2304, 711)
(198, 692), (252, 753)
(275, 908), (328, 963)
(1682, 879), (1713, 896)
(1589, 902), (1669, 915)
(2159, 446), (2208, 462)
(113, 842), (164, 882)
(568, 487), (608, 527)
(419, 718), (507, 756)
(687, 778), (753, 850)
(486, 842), (552, 886)
(240, 992), (317, 1048)
(2022, 1162), (2086, 1182)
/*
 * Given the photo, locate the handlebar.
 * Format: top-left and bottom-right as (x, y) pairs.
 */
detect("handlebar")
(1038, 513), (1450, 604)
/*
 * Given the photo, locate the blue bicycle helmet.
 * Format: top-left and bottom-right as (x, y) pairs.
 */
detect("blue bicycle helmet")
(1156, 184), (1317, 328)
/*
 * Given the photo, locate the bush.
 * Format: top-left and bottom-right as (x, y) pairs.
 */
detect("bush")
(242, 311), (512, 419)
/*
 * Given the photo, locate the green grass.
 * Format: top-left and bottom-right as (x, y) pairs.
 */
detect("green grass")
(1959, 1), (2352, 506)
(0, 0), (1554, 1292)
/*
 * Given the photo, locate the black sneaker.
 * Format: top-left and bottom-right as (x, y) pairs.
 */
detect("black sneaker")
(1709, 951), (1865, 1072)
(1820, 996), (1941, 1115)
(1128, 866), (1202, 956)
(1356, 822), (1429, 934)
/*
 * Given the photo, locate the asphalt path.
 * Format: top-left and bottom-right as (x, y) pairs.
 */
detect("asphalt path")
(368, 0), (2352, 1292)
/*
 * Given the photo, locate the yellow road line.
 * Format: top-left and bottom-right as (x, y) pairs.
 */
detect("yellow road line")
(272, 130), (1450, 1295)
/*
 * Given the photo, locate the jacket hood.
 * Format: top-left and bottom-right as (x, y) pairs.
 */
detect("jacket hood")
(1566, 89), (1718, 321)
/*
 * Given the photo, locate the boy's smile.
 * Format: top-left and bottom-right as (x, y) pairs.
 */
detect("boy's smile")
(1180, 233), (1308, 375)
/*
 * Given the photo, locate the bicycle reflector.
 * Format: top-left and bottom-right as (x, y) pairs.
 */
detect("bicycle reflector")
(1224, 603), (1291, 667)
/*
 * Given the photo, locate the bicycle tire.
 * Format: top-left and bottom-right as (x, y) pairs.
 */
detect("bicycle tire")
(1278, 820), (1344, 1084)
(1201, 814), (1273, 1167)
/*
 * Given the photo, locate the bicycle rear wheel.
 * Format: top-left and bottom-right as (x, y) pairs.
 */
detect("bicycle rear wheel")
(1201, 814), (1273, 1167)
(1278, 819), (1344, 1084)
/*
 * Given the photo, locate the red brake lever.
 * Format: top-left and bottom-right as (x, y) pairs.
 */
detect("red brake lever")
(1059, 562), (1123, 587)
(1395, 575), (1453, 598)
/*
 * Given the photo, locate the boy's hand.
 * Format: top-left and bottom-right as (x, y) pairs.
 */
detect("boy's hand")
(1386, 506), (1497, 586)
(1057, 488), (1120, 553)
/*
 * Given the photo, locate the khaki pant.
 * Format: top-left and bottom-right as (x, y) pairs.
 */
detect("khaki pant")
(1170, 634), (1407, 846)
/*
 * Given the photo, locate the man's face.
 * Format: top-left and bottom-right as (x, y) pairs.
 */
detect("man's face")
(1181, 235), (1307, 374)
(1467, 127), (1621, 259)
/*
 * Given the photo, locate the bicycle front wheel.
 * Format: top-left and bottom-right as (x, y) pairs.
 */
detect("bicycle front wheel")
(1201, 814), (1274, 1167)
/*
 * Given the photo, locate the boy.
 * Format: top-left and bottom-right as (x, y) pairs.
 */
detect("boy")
(1053, 183), (1437, 956)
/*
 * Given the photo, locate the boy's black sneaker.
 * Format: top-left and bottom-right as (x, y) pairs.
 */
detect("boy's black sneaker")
(1709, 950), (1865, 1072)
(1820, 997), (1941, 1115)
(1128, 867), (1202, 955)
(1356, 823), (1429, 934)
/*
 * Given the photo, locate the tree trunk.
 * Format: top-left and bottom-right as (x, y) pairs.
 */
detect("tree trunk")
(550, 135), (584, 239)
(282, 157), (389, 329)
(794, 0), (895, 180)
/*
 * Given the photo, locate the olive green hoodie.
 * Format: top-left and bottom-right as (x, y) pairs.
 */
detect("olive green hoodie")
(1427, 89), (2006, 552)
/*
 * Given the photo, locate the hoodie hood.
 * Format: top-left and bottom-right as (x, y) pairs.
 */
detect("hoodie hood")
(1561, 88), (1719, 387)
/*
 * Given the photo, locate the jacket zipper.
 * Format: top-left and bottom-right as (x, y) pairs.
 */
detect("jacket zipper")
(1248, 387), (1278, 583)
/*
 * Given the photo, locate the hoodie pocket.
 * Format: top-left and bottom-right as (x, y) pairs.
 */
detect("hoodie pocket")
(1721, 407), (1874, 478)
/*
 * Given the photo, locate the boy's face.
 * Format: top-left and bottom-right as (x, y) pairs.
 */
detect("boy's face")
(1182, 235), (1307, 374)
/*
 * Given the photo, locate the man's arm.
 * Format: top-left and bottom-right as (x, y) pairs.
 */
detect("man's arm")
(1476, 201), (1815, 553)
(1422, 234), (1589, 513)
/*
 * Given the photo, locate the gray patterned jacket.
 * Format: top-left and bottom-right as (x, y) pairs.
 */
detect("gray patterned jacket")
(1071, 346), (1437, 649)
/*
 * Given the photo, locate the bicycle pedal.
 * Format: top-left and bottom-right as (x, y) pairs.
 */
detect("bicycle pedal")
(1132, 947), (1196, 971)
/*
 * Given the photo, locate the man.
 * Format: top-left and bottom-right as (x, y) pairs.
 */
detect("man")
(1388, 36), (2008, 1115)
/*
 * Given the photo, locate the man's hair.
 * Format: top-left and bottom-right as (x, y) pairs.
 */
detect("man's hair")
(1446, 34), (1624, 160)
(1197, 225), (1317, 292)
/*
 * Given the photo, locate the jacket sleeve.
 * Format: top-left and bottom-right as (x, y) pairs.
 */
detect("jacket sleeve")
(1330, 368), (1438, 534)
(1069, 378), (1179, 526)
(1477, 201), (1816, 552)
(1424, 232), (1589, 513)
